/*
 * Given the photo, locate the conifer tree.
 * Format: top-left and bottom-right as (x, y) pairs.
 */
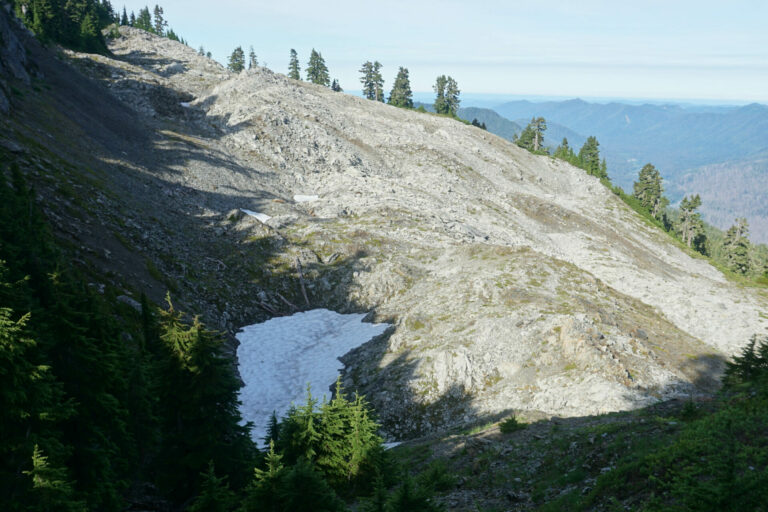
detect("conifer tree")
(266, 411), (281, 446)
(388, 67), (413, 108)
(279, 385), (322, 463)
(678, 194), (706, 252)
(385, 475), (441, 512)
(189, 461), (237, 512)
(361, 474), (387, 512)
(198, 45), (205, 56)
(248, 46), (258, 69)
(129, 11), (136, 26)
(241, 440), (285, 512)
(433, 75), (460, 116)
(633, 163), (668, 219)
(0, 300), (70, 509)
(276, 458), (347, 512)
(23, 445), (86, 512)
(517, 117), (547, 152)
(288, 49), (301, 80)
(306, 49), (330, 86)
(331, 79), (343, 92)
(228, 46), (246, 72)
(444, 76), (460, 117)
(134, 6), (153, 32)
(359, 61), (385, 101)
(433, 75), (448, 114)
(723, 218), (751, 274)
(120, 6), (128, 25)
(578, 136), (602, 176)
(554, 137), (578, 163)
(155, 297), (253, 502)
(152, 4), (166, 36)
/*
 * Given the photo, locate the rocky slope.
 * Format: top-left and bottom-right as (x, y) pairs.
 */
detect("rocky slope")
(2, 18), (767, 439)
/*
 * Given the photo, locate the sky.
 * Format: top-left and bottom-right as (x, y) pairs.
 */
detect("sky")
(120, 0), (768, 104)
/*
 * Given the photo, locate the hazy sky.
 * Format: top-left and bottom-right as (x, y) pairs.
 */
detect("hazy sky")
(120, 0), (768, 103)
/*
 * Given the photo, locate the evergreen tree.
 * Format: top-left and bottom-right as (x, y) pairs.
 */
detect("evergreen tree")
(678, 194), (706, 252)
(599, 158), (608, 179)
(228, 46), (246, 72)
(129, 11), (136, 26)
(198, 45), (205, 56)
(388, 67), (413, 108)
(433, 75), (459, 116)
(306, 49), (330, 86)
(15, 0), (109, 52)
(166, 28), (179, 41)
(288, 49), (301, 80)
(331, 79), (343, 92)
(120, 6), (128, 25)
(276, 458), (347, 512)
(279, 385), (322, 463)
(433, 75), (448, 114)
(134, 6), (153, 32)
(445, 76), (460, 116)
(0, 298), (70, 509)
(723, 218), (751, 274)
(152, 4), (165, 36)
(385, 475), (442, 512)
(633, 163), (668, 219)
(265, 410), (281, 446)
(155, 297), (254, 502)
(241, 440), (285, 512)
(361, 474), (387, 512)
(578, 136), (602, 177)
(248, 46), (258, 69)
(189, 461), (237, 512)
(517, 117), (547, 152)
(23, 445), (86, 512)
(553, 137), (578, 164)
(359, 61), (385, 101)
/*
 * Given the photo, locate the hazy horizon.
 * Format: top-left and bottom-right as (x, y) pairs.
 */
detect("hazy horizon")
(119, 0), (768, 103)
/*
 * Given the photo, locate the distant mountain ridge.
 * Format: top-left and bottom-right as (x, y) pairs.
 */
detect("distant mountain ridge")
(490, 98), (768, 242)
(492, 99), (768, 185)
(413, 103), (586, 151)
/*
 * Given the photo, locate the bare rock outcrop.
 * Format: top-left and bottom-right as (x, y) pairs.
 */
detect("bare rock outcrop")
(3, 23), (766, 439)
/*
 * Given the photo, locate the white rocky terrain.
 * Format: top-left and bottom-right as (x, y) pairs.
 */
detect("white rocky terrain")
(3, 24), (767, 439)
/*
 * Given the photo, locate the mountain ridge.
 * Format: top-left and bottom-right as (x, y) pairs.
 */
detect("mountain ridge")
(2, 24), (767, 440)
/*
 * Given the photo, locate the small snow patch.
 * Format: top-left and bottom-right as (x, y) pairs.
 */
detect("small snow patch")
(294, 194), (319, 203)
(237, 309), (388, 444)
(240, 208), (271, 223)
(180, 101), (191, 108)
(383, 441), (402, 450)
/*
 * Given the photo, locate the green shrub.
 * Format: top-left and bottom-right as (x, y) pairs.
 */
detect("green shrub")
(499, 416), (525, 434)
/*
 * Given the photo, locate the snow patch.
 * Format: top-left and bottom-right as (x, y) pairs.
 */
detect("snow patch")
(294, 194), (319, 203)
(240, 208), (271, 223)
(236, 309), (389, 443)
(180, 101), (191, 108)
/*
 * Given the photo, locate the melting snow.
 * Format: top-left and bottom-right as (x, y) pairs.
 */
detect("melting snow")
(240, 208), (271, 223)
(293, 194), (319, 203)
(236, 309), (389, 443)
(180, 101), (191, 108)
